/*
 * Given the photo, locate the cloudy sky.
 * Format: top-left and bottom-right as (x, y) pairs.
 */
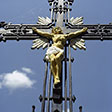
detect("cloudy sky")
(0, 0), (112, 112)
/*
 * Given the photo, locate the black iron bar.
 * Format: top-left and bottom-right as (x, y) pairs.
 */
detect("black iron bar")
(64, 45), (67, 112)
(47, 67), (52, 112)
(1, 23), (112, 29)
(32, 105), (35, 112)
(79, 106), (82, 112)
(0, 24), (52, 29)
(1, 34), (112, 42)
(69, 44), (73, 112)
(41, 62), (48, 112)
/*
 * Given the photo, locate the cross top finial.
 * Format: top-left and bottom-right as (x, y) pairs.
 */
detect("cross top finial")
(48, 0), (75, 27)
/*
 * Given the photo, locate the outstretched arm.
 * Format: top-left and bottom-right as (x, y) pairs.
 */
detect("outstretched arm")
(32, 27), (53, 39)
(65, 27), (87, 39)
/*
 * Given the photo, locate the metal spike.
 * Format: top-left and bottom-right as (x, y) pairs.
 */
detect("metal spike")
(43, 43), (48, 49)
(33, 39), (39, 43)
(37, 41), (45, 49)
(72, 45), (77, 50)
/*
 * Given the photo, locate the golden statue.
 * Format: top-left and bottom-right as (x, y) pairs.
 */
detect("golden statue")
(32, 27), (87, 85)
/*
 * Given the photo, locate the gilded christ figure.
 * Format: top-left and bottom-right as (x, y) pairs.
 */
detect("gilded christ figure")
(32, 27), (87, 85)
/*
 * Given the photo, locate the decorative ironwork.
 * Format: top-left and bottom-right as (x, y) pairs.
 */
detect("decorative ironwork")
(1, 0), (112, 112)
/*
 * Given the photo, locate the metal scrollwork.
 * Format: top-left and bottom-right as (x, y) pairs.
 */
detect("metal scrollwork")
(91, 24), (110, 35)
(10, 24), (29, 35)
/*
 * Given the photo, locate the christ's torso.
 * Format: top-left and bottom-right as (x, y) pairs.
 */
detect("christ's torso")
(52, 34), (66, 49)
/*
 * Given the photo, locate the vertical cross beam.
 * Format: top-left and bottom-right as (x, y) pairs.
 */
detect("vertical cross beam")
(52, 0), (64, 111)
(56, 0), (64, 27)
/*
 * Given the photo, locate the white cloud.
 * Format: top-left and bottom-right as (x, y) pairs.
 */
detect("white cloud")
(22, 67), (33, 74)
(0, 75), (3, 79)
(0, 70), (36, 90)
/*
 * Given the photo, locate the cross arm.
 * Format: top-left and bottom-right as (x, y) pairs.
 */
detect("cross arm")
(1, 22), (112, 42)
(0, 22), (52, 42)
(65, 24), (112, 41)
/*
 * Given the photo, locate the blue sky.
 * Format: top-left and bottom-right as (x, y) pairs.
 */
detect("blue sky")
(0, 0), (112, 112)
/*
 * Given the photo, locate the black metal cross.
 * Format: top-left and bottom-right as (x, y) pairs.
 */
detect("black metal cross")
(0, 0), (112, 112)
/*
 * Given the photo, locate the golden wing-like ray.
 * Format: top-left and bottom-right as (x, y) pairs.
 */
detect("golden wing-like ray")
(69, 16), (86, 50)
(37, 16), (52, 25)
(70, 38), (86, 50)
(69, 16), (83, 25)
(31, 37), (49, 49)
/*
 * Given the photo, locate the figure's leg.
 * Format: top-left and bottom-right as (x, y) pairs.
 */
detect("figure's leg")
(49, 54), (57, 84)
(54, 51), (64, 85)
(55, 60), (61, 84)
(50, 61), (56, 79)
(49, 51), (64, 85)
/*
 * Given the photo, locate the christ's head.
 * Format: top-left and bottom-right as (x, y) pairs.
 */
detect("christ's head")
(52, 27), (63, 34)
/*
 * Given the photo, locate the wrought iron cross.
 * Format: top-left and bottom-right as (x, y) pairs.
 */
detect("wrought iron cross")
(0, 0), (112, 112)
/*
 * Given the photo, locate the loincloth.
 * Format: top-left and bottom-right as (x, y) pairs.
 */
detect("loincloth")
(45, 46), (64, 61)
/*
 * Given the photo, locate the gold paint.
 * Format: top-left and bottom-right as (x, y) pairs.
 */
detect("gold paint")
(32, 27), (87, 85)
